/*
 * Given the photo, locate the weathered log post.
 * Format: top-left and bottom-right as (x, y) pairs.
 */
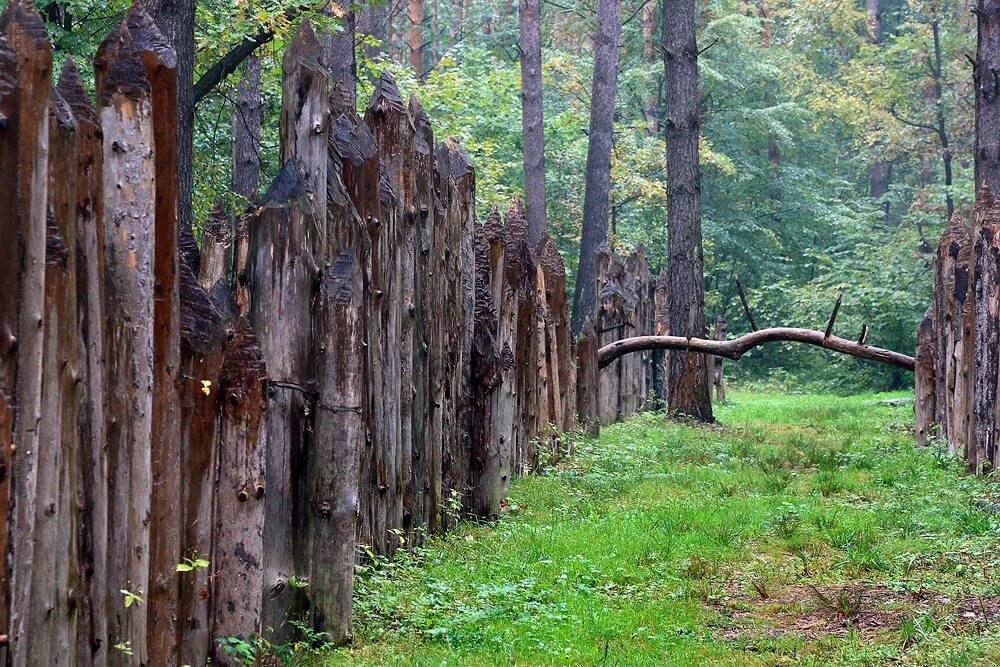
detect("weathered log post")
(575, 315), (600, 438)
(712, 315), (727, 403)
(1, 2), (51, 661)
(123, 8), (185, 661)
(248, 161), (320, 640)
(280, 19), (329, 580)
(96, 20), (156, 664)
(58, 58), (110, 666)
(915, 307), (938, 447)
(212, 320), (268, 655)
(328, 84), (380, 549)
(471, 207), (505, 519)
(176, 260), (225, 667)
(652, 270), (669, 407)
(437, 139), (476, 528)
(930, 214), (973, 455)
(408, 96), (433, 541)
(308, 250), (365, 644)
(365, 72), (411, 551)
(595, 246), (626, 424)
(503, 198), (542, 472)
(971, 191), (1000, 473)
(30, 87), (78, 665)
(535, 237), (574, 437)
(0, 31), (18, 665)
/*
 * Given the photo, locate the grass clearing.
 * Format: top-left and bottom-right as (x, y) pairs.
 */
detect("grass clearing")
(314, 391), (1000, 666)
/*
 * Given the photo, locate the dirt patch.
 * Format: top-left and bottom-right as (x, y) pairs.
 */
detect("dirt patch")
(709, 582), (1000, 641)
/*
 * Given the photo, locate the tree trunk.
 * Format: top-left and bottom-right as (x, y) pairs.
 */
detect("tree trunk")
(140, 0), (197, 270)
(408, 0), (424, 77)
(519, 0), (547, 245)
(976, 1), (1000, 193)
(571, 0), (622, 335)
(232, 51), (262, 205)
(664, 0), (712, 421)
(641, 1), (659, 134)
(712, 315), (726, 402)
(866, 0), (890, 221)
(324, 4), (357, 105)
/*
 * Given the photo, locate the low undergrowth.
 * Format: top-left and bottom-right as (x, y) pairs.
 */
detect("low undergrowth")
(311, 391), (1000, 666)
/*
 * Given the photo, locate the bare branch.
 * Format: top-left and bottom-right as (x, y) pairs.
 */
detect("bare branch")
(598, 328), (915, 371)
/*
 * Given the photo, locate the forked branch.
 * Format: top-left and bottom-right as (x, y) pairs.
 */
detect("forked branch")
(597, 327), (915, 371)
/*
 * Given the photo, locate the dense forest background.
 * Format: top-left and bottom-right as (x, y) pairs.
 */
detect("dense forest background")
(32, 0), (966, 391)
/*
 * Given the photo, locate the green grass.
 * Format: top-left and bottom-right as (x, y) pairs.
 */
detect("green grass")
(312, 391), (1000, 666)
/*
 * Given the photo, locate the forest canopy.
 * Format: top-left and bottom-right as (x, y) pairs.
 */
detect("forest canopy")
(26, 0), (963, 391)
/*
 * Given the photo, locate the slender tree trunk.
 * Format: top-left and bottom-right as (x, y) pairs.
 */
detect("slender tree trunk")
(232, 52), (262, 205)
(865, 0), (890, 221)
(641, 1), (659, 134)
(976, 2), (1000, 193)
(140, 0), (197, 268)
(408, 0), (424, 77)
(325, 6), (357, 104)
(358, 2), (387, 57)
(664, 0), (712, 421)
(570, 0), (622, 335)
(931, 20), (953, 219)
(519, 0), (547, 245)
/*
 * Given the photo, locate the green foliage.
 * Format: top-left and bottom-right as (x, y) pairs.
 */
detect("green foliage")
(311, 392), (1000, 665)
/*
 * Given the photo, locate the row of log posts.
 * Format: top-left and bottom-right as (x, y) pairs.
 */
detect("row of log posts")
(0, 5), (668, 663)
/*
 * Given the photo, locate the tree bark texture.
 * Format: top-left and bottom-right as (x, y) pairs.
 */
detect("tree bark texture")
(571, 0), (621, 335)
(519, 0), (547, 245)
(664, 0), (712, 421)
(232, 52), (262, 205)
(408, 0), (424, 77)
(976, 0), (1000, 195)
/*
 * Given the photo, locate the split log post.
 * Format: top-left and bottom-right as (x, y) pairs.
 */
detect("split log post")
(437, 140), (476, 527)
(652, 270), (669, 407)
(212, 320), (268, 653)
(124, 8), (185, 660)
(471, 218), (503, 519)
(575, 315), (600, 437)
(364, 72), (407, 553)
(712, 315), (726, 403)
(175, 260), (225, 667)
(30, 87), (78, 664)
(280, 18), (329, 579)
(58, 58), (110, 666)
(308, 250), (364, 644)
(248, 161), (320, 640)
(407, 96), (433, 541)
(1, 2), (52, 661)
(537, 235), (573, 448)
(972, 191), (1000, 474)
(915, 307), (937, 446)
(595, 246), (625, 424)
(97, 22), (156, 664)
(932, 214), (973, 455)
(328, 82), (380, 549)
(0, 31), (17, 663)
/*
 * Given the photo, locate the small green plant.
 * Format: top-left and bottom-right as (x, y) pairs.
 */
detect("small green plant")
(815, 469), (846, 497)
(121, 587), (144, 609)
(176, 555), (210, 573)
(113, 640), (133, 657)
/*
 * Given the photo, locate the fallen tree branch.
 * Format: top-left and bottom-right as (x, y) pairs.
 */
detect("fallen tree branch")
(597, 327), (915, 371)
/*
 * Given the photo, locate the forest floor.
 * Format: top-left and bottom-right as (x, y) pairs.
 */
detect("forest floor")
(314, 391), (1000, 666)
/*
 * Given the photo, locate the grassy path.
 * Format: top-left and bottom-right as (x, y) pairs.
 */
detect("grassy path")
(318, 392), (1000, 666)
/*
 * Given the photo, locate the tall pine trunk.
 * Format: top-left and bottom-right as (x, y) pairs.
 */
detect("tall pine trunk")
(664, 0), (712, 421)
(408, 0), (424, 77)
(571, 0), (622, 335)
(519, 0), (547, 245)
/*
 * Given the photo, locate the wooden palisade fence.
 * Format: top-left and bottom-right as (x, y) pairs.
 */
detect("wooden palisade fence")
(0, 4), (660, 664)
